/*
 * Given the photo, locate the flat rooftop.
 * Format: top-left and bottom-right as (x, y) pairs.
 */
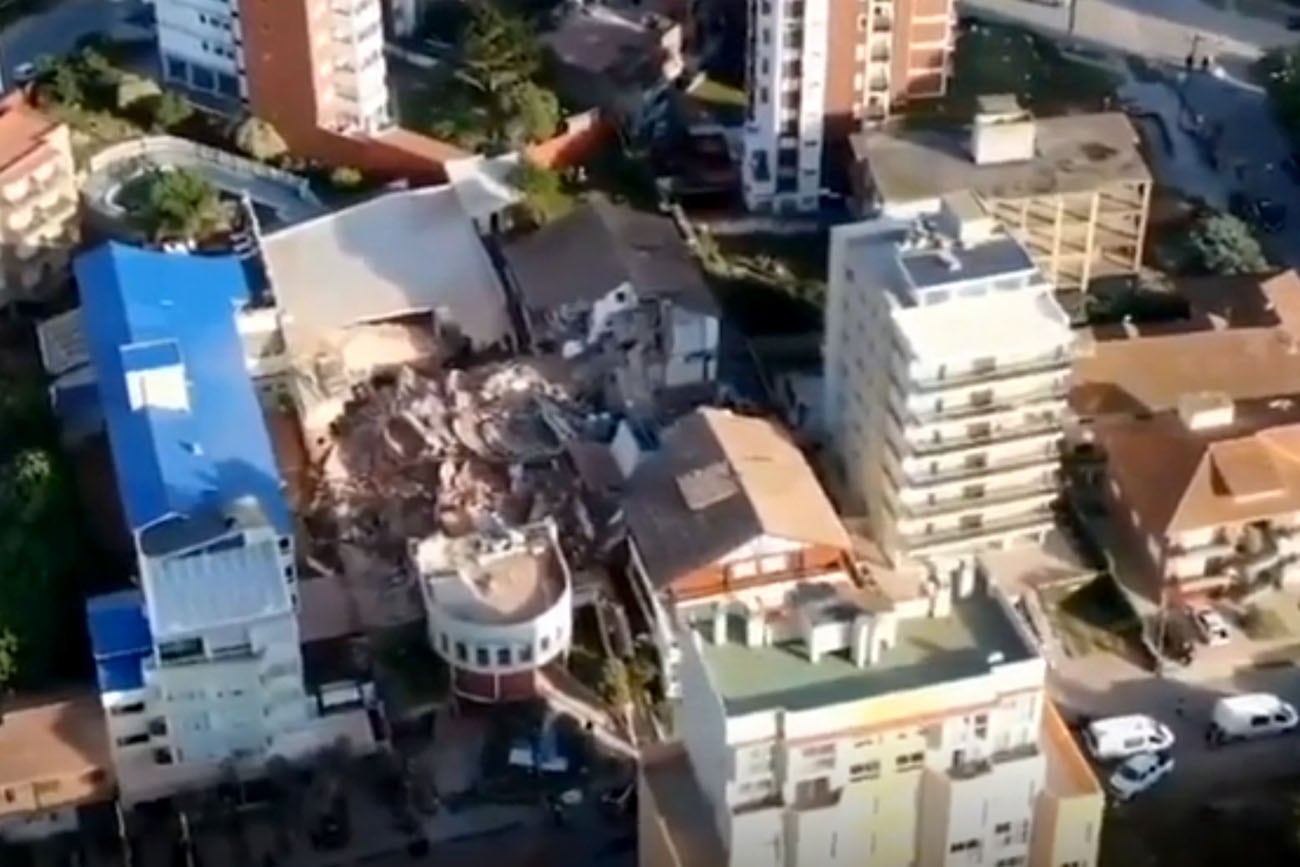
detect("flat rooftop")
(891, 284), (1072, 362)
(855, 112), (1150, 205)
(898, 235), (1035, 290)
(418, 525), (568, 625)
(698, 591), (1034, 715)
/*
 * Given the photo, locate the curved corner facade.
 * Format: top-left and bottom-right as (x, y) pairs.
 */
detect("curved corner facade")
(415, 520), (574, 703)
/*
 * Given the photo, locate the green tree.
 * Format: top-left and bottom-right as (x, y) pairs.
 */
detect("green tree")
(599, 657), (631, 708)
(135, 168), (230, 244)
(461, 5), (541, 97)
(500, 80), (559, 145)
(1186, 212), (1269, 275)
(0, 630), (17, 694)
(115, 73), (161, 111)
(233, 115), (289, 162)
(509, 159), (570, 226)
(148, 91), (194, 131)
(40, 60), (85, 108)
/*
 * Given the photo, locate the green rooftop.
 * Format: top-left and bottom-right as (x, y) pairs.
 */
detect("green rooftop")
(700, 594), (1035, 715)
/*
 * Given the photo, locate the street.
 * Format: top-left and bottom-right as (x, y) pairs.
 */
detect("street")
(0, 0), (147, 76)
(961, 0), (1294, 63)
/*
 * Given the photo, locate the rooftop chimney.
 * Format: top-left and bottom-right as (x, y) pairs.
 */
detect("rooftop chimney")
(938, 191), (996, 247)
(1177, 391), (1235, 432)
(970, 94), (1036, 166)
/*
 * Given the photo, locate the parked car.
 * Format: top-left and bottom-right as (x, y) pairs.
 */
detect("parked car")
(1109, 751), (1175, 802)
(1192, 606), (1231, 646)
(1206, 693), (1299, 746)
(1083, 714), (1176, 761)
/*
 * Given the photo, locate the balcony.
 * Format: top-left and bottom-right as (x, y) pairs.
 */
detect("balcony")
(904, 477), (1061, 520)
(907, 414), (1061, 457)
(867, 76), (889, 92)
(912, 352), (1071, 392)
(902, 505), (1056, 551)
(903, 448), (1060, 489)
(948, 742), (1040, 780)
(908, 384), (1067, 424)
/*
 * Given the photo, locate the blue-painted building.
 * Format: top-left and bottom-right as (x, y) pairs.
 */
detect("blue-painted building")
(77, 243), (317, 804)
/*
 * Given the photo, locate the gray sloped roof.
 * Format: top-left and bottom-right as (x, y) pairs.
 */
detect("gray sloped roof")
(623, 408), (849, 590)
(502, 195), (718, 316)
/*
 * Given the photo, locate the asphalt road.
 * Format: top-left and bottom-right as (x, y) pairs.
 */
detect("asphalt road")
(1053, 655), (1300, 801)
(0, 0), (147, 77)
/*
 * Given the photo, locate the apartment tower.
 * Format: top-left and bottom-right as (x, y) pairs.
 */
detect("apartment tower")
(823, 193), (1073, 576)
(153, 0), (390, 136)
(742, 0), (953, 212)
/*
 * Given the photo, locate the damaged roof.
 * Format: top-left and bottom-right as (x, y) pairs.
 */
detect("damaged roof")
(623, 408), (850, 590)
(502, 194), (718, 316)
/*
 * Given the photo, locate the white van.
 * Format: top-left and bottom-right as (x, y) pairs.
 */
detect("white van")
(1083, 714), (1175, 761)
(1206, 693), (1299, 746)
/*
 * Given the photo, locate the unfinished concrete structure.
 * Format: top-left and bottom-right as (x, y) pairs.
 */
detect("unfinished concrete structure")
(851, 96), (1152, 291)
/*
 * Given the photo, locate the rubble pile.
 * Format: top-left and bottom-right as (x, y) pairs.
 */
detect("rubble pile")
(308, 358), (589, 561)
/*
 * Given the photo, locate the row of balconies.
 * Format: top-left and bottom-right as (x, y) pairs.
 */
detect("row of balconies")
(909, 350), (1070, 392)
(1, 154), (64, 204)
(947, 740), (1040, 781)
(904, 412), (1061, 458)
(907, 382), (1067, 424)
(901, 503), (1056, 551)
(901, 475), (1061, 520)
(900, 445), (1061, 489)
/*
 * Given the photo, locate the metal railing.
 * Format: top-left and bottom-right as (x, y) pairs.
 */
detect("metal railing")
(911, 352), (1070, 392)
(902, 505), (1056, 550)
(908, 416), (1061, 457)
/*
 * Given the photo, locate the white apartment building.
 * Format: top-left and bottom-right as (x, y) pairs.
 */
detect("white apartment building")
(153, 0), (246, 99)
(823, 192), (1073, 574)
(741, 0), (955, 212)
(413, 520), (573, 703)
(657, 565), (1102, 867)
(152, 0), (390, 134)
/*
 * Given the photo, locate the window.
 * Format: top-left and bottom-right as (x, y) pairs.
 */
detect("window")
(496, 647), (511, 666)
(111, 701), (146, 716)
(949, 839), (980, 853)
(158, 637), (204, 663)
(895, 751), (924, 771)
(759, 554), (790, 574)
(849, 760), (879, 781)
(519, 644), (533, 663)
(454, 641), (468, 662)
(116, 733), (149, 747)
(802, 742), (835, 757)
(476, 647), (490, 666)
(996, 858), (1026, 867)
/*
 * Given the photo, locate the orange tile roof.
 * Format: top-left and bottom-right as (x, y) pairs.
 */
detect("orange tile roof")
(0, 690), (114, 817)
(1099, 403), (1300, 536)
(1071, 326), (1300, 418)
(0, 93), (62, 183)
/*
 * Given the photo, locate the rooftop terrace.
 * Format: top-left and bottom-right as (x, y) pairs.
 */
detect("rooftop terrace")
(854, 112), (1149, 206)
(697, 591), (1035, 715)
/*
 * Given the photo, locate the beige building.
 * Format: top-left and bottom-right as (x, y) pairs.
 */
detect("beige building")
(0, 691), (114, 843)
(824, 197), (1073, 574)
(0, 94), (78, 309)
(642, 560), (1103, 867)
(851, 97), (1151, 291)
(1098, 396), (1300, 597)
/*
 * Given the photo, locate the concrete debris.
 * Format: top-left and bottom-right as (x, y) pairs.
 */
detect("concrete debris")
(307, 357), (590, 567)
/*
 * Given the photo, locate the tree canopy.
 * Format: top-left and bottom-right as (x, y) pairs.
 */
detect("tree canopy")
(1186, 212), (1269, 275)
(0, 381), (78, 692)
(132, 167), (231, 245)
(461, 5), (542, 97)
(233, 115), (289, 163)
(509, 159), (571, 226)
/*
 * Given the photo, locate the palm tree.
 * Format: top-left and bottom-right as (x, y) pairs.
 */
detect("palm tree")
(135, 167), (231, 245)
